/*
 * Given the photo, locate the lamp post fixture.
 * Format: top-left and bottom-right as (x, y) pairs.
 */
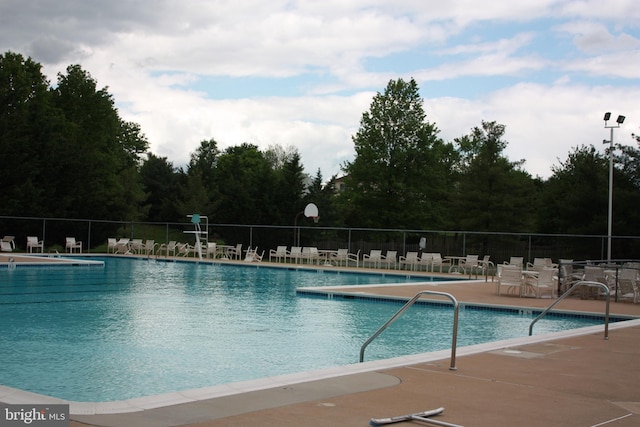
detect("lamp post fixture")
(603, 112), (625, 264)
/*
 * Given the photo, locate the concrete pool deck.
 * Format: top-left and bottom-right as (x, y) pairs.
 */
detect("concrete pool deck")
(2, 255), (640, 426)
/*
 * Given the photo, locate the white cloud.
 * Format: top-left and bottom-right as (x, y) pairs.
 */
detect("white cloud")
(1, 0), (638, 181)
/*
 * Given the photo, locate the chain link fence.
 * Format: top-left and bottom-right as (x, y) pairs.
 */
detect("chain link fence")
(2, 215), (639, 265)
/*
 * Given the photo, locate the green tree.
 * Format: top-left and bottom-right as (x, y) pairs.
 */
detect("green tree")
(451, 121), (536, 233)
(538, 145), (640, 238)
(339, 77), (455, 229)
(49, 64), (148, 221)
(269, 146), (306, 225)
(213, 143), (277, 226)
(140, 153), (181, 221)
(0, 52), (56, 215)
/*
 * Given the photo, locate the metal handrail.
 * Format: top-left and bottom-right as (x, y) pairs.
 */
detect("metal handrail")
(529, 281), (610, 339)
(359, 291), (459, 370)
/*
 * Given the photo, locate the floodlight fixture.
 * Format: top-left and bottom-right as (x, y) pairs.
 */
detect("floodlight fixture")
(602, 111), (626, 263)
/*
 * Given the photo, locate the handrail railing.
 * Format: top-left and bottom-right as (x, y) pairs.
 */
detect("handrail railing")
(359, 291), (459, 370)
(529, 281), (610, 339)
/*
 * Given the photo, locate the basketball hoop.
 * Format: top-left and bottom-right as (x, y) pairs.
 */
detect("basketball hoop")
(312, 216), (319, 224)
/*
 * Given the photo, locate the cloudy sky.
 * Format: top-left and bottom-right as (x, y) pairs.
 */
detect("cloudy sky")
(1, 0), (639, 179)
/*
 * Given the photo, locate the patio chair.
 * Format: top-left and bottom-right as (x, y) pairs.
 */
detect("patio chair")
(65, 237), (82, 253)
(107, 238), (118, 253)
(581, 266), (608, 299)
(157, 240), (177, 257)
(26, 236), (44, 253)
(205, 242), (217, 259)
(496, 264), (524, 296)
(306, 247), (320, 265)
(399, 252), (419, 270)
(525, 267), (557, 298)
(288, 246), (302, 263)
(269, 245), (290, 263)
(363, 250), (383, 268)
(383, 250), (397, 269)
(459, 255), (481, 278)
(129, 239), (144, 254)
(504, 256), (524, 268)
(526, 257), (547, 272)
(227, 243), (243, 260)
(478, 255), (495, 281)
(430, 253), (452, 273)
(142, 240), (158, 255)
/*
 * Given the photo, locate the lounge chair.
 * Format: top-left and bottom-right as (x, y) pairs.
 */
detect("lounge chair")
(65, 237), (82, 253)
(244, 247), (264, 262)
(26, 236), (44, 253)
(269, 246), (290, 263)
(115, 238), (131, 254)
(176, 242), (192, 257)
(0, 240), (13, 252)
(2, 236), (15, 252)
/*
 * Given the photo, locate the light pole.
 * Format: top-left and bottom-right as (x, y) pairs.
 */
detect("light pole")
(603, 112), (625, 263)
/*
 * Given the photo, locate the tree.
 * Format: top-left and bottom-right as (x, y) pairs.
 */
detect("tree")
(270, 147), (306, 225)
(49, 64), (148, 221)
(140, 153), (181, 221)
(339, 78), (455, 229)
(451, 121), (536, 233)
(539, 145), (640, 238)
(0, 52), (55, 215)
(213, 143), (277, 226)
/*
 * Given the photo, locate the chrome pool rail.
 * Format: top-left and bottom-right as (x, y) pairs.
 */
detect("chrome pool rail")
(529, 280), (610, 339)
(359, 290), (459, 370)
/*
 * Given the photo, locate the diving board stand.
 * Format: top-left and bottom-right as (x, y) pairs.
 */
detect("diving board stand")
(185, 214), (208, 260)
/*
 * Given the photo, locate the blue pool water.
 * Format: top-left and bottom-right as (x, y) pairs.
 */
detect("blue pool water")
(0, 257), (612, 402)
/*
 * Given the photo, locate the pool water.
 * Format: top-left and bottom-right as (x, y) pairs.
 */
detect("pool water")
(0, 257), (609, 402)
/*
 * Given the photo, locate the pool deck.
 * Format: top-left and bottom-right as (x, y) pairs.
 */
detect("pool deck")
(2, 254), (640, 427)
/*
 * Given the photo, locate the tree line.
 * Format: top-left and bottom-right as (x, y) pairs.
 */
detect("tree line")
(2, 51), (640, 250)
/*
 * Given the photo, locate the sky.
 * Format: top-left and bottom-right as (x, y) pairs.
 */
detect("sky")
(1, 0), (639, 180)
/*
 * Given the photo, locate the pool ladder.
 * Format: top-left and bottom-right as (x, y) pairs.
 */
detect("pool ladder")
(359, 291), (460, 370)
(529, 280), (610, 339)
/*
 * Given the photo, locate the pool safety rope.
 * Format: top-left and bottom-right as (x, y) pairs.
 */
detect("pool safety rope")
(370, 407), (464, 427)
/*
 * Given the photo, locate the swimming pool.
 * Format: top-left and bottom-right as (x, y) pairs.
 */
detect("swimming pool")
(0, 257), (614, 402)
